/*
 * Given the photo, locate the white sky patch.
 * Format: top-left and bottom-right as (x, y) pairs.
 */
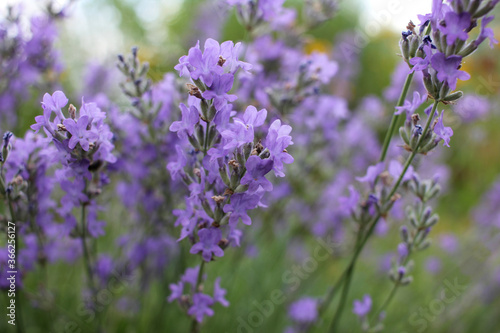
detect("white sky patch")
(360, 0), (432, 32)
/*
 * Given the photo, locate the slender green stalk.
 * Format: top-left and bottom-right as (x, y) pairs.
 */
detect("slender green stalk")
(326, 100), (440, 331)
(379, 72), (414, 163)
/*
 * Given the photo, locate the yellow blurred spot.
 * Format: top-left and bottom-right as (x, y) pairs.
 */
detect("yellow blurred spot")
(304, 40), (330, 54)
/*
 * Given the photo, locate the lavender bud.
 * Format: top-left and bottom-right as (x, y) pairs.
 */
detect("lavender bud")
(443, 91), (464, 102)
(424, 214), (439, 228)
(399, 126), (410, 145)
(400, 226), (409, 243)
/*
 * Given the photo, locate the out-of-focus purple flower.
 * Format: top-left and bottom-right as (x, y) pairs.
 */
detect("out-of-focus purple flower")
(453, 95), (490, 122)
(168, 281), (184, 302)
(433, 110), (453, 147)
(439, 234), (459, 253)
(289, 298), (318, 323)
(353, 294), (372, 318)
(425, 257), (442, 274)
(338, 185), (360, 217)
(213, 277), (229, 307)
(389, 160), (414, 183)
(188, 293), (215, 323)
(395, 91), (427, 117)
(398, 242), (408, 262)
(477, 16), (498, 48)
(356, 162), (385, 188)
(439, 12), (471, 45)
(190, 228), (224, 262)
(430, 53), (470, 90)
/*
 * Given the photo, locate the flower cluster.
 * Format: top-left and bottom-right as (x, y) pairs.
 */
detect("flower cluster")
(0, 5), (64, 129)
(168, 38), (293, 323)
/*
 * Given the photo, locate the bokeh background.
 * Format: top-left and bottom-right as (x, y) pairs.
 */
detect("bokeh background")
(1, 0), (500, 332)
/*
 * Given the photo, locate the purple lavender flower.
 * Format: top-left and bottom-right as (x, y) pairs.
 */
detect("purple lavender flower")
(430, 53), (470, 90)
(395, 91), (427, 117)
(202, 73), (238, 110)
(433, 110), (453, 147)
(190, 228), (224, 262)
(289, 298), (318, 323)
(169, 103), (200, 139)
(353, 294), (372, 318)
(168, 281), (184, 302)
(389, 160), (414, 183)
(356, 162), (385, 188)
(188, 293), (215, 323)
(63, 115), (99, 151)
(265, 119), (293, 177)
(186, 39), (223, 86)
(223, 193), (260, 226)
(240, 156), (274, 192)
(477, 16), (498, 48)
(439, 12), (471, 46)
(409, 44), (433, 73)
(213, 277), (229, 307)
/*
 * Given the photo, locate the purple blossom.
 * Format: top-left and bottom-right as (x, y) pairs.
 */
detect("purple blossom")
(223, 193), (260, 226)
(41, 90), (68, 120)
(237, 105), (267, 128)
(338, 185), (360, 217)
(409, 44), (432, 73)
(240, 156), (274, 192)
(433, 110), (453, 147)
(388, 160), (414, 183)
(439, 12), (471, 46)
(213, 277), (229, 307)
(221, 120), (254, 150)
(477, 16), (498, 48)
(353, 294), (372, 318)
(169, 103), (199, 139)
(289, 298), (318, 323)
(63, 115), (98, 151)
(265, 119), (293, 177)
(168, 281), (184, 302)
(190, 228), (224, 262)
(356, 162), (385, 187)
(430, 53), (470, 90)
(186, 39), (223, 86)
(188, 293), (215, 323)
(395, 91), (427, 118)
(202, 73), (238, 110)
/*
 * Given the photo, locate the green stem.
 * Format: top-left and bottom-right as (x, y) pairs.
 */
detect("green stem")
(329, 262), (355, 332)
(379, 72), (414, 163)
(326, 100), (440, 330)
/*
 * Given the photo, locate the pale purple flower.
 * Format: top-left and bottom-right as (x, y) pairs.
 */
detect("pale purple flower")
(395, 91), (427, 118)
(430, 53), (470, 90)
(240, 156), (274, 192)
(190, 228), (224, 262)
(439, 12), (471, 45)
(202, 73), (238, 110)
(477, 16), (498, 48)
(388, 160), (414, 183)
(265, 119), (293, 177)
(237, 105), (267, 128)
(223, 193), (260, 226)
(213, 277), (229, 307)
(353, 294), (372, 318)
(356, 162), (385, 187)
(289, 298), (318, 323)
(434, 110), (453, 147)
(63, 115), (99, 151)
(168, 281), (184, 302)
(188, 293), (214, 323)
(169, 103), (199, 139)
(186, 39), (223, 86)
(42, 90), (68, 120)
(221, 120), (254, 150)
(338, 185), (360, 217)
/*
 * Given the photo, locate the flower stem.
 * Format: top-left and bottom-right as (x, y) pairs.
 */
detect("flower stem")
(379, 72), (414, 163)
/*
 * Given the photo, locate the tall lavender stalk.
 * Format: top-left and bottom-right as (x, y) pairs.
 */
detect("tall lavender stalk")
(298, 1), (500, 331)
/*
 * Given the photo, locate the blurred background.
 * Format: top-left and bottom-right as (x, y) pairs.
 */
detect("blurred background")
(1, 0), (500, 332)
